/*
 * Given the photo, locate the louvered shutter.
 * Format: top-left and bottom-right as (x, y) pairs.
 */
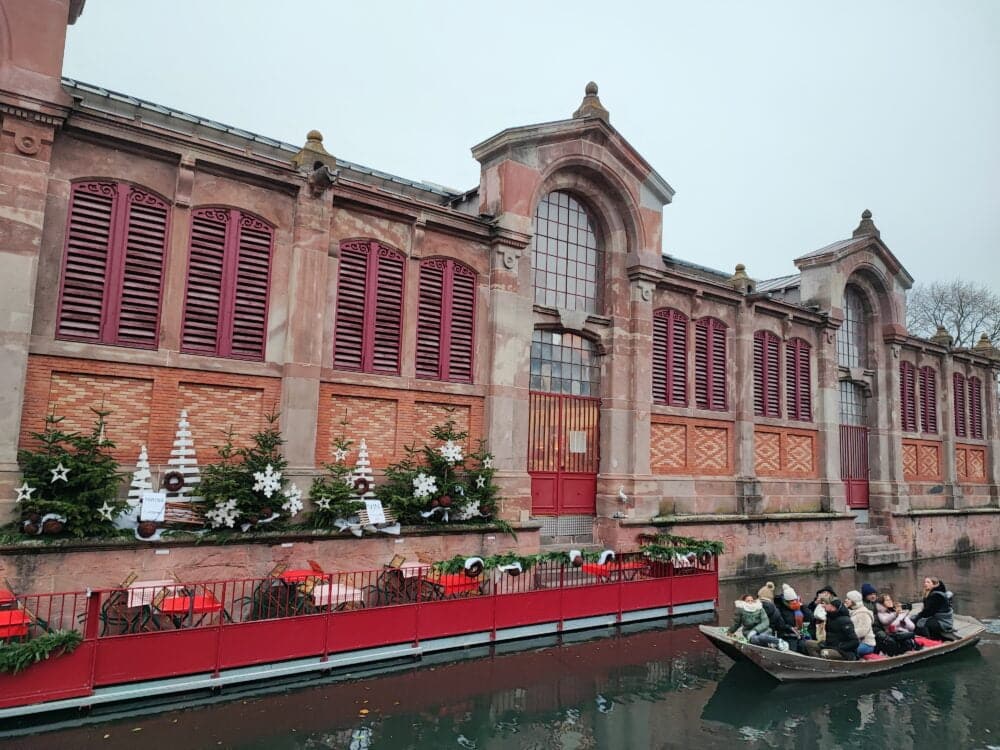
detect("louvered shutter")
(653, 312), (668, 403)
(919, 366), (937, 434)
(370, 247), (404, 374)
(58, 182), (117, 341)
(416, 260), (445, 379)
(114, 189), (168, 347)
(900, 362), (917, 432)
(969, 377), (983, 440)
(230, 215), (273, 359)
(182, 209), (229, 354)
(696, 318), (727, 411)
(709, 321), (727, 410)
(447, 263), (476, 383)
(753, 332), (765, 415)
(669, 311), (688, 406)
(753, 331), (780, 417)
(695, 320), (709, 409)
(333, 242), (369, 371)
(953, 373), (967, 438)
(786, 338), (812, 422)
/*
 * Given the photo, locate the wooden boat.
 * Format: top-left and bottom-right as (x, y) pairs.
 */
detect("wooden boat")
(699, 614), (985, 682)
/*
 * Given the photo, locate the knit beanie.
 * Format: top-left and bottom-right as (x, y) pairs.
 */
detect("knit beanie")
(861, 583), (877, 598)
(782, 583), (799, 601)
(845, 590), (863, 607)
(757, 582), (775, 601)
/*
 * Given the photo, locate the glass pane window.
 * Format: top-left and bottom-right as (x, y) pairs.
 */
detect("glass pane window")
(837, 287), (868, 368)
(839, 380), (867, 426)
(532, 191), (602, 313)
(529, 329), (600, 396)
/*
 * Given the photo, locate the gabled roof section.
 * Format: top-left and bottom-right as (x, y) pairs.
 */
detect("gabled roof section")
(755, 273), (800, 294)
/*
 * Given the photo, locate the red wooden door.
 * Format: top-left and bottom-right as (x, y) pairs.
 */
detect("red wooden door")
(840, 424), (870, 509)
(528, 392), (600, 515)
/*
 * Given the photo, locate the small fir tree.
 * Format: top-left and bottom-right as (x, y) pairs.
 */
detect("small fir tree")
(307, 436), (358, 528)
(16, 410), (125, 537)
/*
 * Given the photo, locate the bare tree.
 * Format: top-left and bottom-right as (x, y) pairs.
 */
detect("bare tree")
(907, 280), (1000, 348)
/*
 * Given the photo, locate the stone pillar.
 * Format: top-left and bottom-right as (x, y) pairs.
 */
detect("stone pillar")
(816, 323), (846, 512)
(984, 365), (1000, 508)
(279, 185), (331, 468)
(939, 355), (962, 508)
(732, 301), (760, 513)
(875, 341), (908, 517)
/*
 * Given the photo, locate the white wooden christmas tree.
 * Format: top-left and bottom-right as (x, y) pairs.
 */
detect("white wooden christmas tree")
(127, 444), (153, 507)
(167, 409), (201, 500)
(349, 438), (376, 500)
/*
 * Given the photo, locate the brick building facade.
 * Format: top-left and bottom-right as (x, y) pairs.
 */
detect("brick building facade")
(2, 1), (999, 578)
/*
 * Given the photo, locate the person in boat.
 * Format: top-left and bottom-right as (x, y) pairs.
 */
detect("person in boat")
(802, 599), (860, 660)
(860, 582), (886, 636)
(727, 594), (789, 651)
(876, 592), (915, 633)
(845, 590), (877, 657)
(773, 583), (812, 652)
(912, 577), (954, 640)
(805, 585), (837, 640)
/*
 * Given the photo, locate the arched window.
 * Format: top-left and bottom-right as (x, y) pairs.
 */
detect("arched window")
(56, 180), (170, 348)
(531, 191), (601, 313)
(694, 317), (727, 411)
(918, 366), (938, 434)
(837, 286), (868, 368)
(753, 330), (781, 417)
(529, 329), (599, 396)
(899, 361), (917, 432)
(416, 258), (476, 383)
(181, 208), (274, 360)
(786, 338), (812, 422)
(968, 376), (984, 440)
(652, 308), (687, 406)
(333, 240), (405, 374)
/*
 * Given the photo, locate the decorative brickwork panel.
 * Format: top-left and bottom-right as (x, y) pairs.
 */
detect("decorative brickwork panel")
(414, 402), (471, 449)
(785, 434), (815, 475)
(48, 372), (153, 458)
(902, 439), (942, 482)
(902, 443), (918, 479)
(651, 423), (686, 473)
(917, 445), (941, 480)
(754, 431), (781, 475)
(179, 383), (266, 456)
(957, 444), (987, 483)
(955, 448), (967, 481)
(327, 396), (398, 468)
(692, 425), (729, 473)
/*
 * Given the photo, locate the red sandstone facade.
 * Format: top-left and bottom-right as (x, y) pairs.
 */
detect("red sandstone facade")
(2, 1), (999, 581)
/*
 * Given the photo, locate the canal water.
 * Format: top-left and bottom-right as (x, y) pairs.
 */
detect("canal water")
(7, 552), (1000, 749)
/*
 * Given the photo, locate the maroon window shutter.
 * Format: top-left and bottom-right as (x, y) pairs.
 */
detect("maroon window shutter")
(919, 366), (938, 434)
(953, 373), (967, 438)
(900, 362), (917, 432)
(969, 376), (983, 440)
(653, 311), (668, 403)
(753, 331), (780, 417)
(416, 260), (445, 379)
(653, 308), (688, 406)
(695, 319), (709, 409)
(230, 215), (273, 360)
(57, 182), (118, 342)
(182, 209), (230, 355)
(785, 338), (812, 422)
(696, 318), (727, 411)
(333, 241), (370, 371)
(710, 320), (727, 410)
(447, 262), (476, 383)
(753, 331), (765, 416)
(370, 246), (405, 374)
(113, 187), (169, 347)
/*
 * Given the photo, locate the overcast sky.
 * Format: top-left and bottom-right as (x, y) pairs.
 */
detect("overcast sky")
(63, 1), (1000, 290)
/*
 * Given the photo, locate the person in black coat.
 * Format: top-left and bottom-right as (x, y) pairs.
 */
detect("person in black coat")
(912, 576), (955, 639)
(817, 599), (860, 660)
(773, 584), (812, 652)
(806, 585), (837, 640)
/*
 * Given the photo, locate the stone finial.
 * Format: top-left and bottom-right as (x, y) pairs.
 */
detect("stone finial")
(852, 208), (881, 239)
(572, 82), (610, 123)
(291, 129), (336, 170)
(929, 325), (953, 348)
(973, 332), (995, 356)
(728, 263), (755, 294)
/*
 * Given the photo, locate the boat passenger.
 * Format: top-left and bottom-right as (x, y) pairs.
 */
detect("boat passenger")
(845, 590), (877, 657)
(727, 594), (789, 651)
(773, 583), (812, 652)
(860, 582), (886, 636)
(876, 593), (915, 633)
(806, 585), (837, 640)
(757, 581), (776, 602)
(912, 577), (954, 640)
(803, 599), (860, 660)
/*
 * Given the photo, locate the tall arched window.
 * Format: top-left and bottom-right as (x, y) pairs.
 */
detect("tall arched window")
(837, 286), (868, 368)
(531, 191), (601, 313)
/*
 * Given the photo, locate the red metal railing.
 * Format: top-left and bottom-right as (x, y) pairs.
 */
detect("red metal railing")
(0, 552), (718, 711)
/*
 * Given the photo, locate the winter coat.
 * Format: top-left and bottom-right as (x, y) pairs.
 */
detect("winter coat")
(876, 602), (912, 631)
(774, 594), (812, 636)
(761, 599), (789, 636)
(820, 603), (860, 660)
(848, 602), (876, 647)
(913, 582), (954, 632)
(728, 600), (772, 638)
(806, 587), (837, 639)
(863, 599), (885, 635)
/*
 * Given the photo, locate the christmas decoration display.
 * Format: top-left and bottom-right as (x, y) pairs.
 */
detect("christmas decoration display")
(165, 410), (201, 500)
(126, 445), (153, 507)
(635, 532), (725, 563)
(349, 439), (376, 499)
(199, 412), (303, 530)
(308, 436), (357, 529)
(15, 410), (126, 537)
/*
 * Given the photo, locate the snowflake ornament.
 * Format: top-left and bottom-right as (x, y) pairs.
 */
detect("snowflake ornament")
(412, 472), (438, 499)
(475, 475), (486, 489)
(333, 447), (348, 463)
(439, 440), (464, 464)
(15, 482), (35, 503)
(252, 464), (283, 498)
(456, 500), (482, 521)
(97, 501), (116, 521)
(282, 483), (304, 517)
(482, 456), (494, 469)
(50, 462), (70, 483)
(206, 498), (241, 529)
(316, 496), (332, 511)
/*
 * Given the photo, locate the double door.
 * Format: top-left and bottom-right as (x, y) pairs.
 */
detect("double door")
(528, 392), (599, 515)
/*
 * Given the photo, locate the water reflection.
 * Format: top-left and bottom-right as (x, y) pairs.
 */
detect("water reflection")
(7, 553), (1000, 749)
